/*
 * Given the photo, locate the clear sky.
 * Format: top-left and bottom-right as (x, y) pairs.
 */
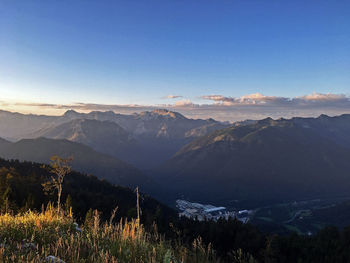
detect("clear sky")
(0, 1), (349, 120)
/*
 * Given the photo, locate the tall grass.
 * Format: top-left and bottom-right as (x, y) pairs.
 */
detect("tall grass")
(0, 206), (219, 263)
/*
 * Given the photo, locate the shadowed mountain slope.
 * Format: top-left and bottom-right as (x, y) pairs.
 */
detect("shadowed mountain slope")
(155, 115), (350, 206)
(0, 137), (151, 190)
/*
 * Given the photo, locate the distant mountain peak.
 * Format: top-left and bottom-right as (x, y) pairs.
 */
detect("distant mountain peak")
(63, 110), (80, 118)
(318, 114), (330, 119)
(257, 117), (274, 125)
(88, 110), (117, 117)
(139, 109), (186, 120)
(153, 109), (186, 119)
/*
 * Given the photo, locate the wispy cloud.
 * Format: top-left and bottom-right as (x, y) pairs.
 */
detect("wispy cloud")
(201, 92), (350, 107)
(0, 101), (10, 107)
(163, 95), (183, 99)
(201, 95), (235, 103)
(10, 102), (156, 114)
(296, 93), (348, 102)
(2, 92), (350, 122)
(174, 99), (194, 107)
(202, 93), (290, 105)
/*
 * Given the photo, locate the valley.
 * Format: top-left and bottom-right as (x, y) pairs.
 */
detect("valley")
(3, 2), (349, 261)
(1, 109), (350, 235)
(174, 196), (350, 236)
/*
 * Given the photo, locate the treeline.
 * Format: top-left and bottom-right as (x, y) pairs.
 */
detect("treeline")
(0, 158), (176, 232)
(172, 219), (350, 262)
(1, 158), (350, 262)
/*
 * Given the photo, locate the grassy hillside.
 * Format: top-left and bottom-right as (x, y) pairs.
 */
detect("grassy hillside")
(2, 208), (350, 263)
(2, 158), (350, 262)
(0, 158), (175, 229)
(0, 208), (218, 263)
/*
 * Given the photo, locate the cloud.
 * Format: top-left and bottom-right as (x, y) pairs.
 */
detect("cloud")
(174, 99), (194, 107)
(195, 92), (350, 120)
(201, 93), (290, 105)
(0, 101), (10, 107)
(2, 92), (350, 122)
(201, 92), (350, 107)
(239, 93), (289, 105)
(201, 95), (235, 103)
(163, 95), (183, 99)
(296, 92), (348, 102)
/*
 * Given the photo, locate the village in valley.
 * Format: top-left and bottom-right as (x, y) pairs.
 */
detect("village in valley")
(176, 199), (253, 223)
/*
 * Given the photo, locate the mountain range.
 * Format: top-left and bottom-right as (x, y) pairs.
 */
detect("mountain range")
(0, 109), (228, 168)
(1, 109), (350, 208)
(154, 114), (350, 206)
(35, 119), (138, 160)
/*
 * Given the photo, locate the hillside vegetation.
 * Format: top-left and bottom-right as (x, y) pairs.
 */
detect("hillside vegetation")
(0, 158), (175, 229)
(2, 158), (350, 262)
(0, 208), (218, 263)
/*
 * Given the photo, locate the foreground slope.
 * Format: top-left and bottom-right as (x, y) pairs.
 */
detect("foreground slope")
(0, 157), (175, 224)
(156, 115), (350, 205)
(2, 158), (350, 262)
(0, 210), (218, 263)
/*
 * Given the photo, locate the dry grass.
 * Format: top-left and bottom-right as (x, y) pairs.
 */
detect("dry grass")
(0, 207), (218, 263)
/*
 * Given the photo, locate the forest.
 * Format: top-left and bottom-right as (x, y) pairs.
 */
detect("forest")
(1, 158), (350, 262)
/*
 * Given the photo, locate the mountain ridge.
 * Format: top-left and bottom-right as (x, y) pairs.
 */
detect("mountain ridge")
(0, 109), (229, 168)
(154, 114), (350, 206)
(0, 137), (152, 190)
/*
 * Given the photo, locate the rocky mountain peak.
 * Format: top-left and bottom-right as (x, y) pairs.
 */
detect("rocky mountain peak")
(138, 109), (185, 120)
(63, 110), (81, 118)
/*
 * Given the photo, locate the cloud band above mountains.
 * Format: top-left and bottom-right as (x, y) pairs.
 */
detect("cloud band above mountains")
(200, 93), (350, 107)
(2, 92), (350, 122)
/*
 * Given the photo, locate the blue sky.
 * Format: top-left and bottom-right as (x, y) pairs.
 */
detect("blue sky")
(0, 1), (349, 119)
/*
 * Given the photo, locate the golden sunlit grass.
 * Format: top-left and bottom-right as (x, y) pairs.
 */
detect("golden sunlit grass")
(0, 206), (218, 263)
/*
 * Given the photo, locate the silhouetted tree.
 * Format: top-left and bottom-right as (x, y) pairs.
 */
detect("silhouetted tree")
(42, 155), (73, 214)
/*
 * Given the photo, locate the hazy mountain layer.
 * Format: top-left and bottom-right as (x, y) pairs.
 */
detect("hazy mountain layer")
(36, 119), (139, 159)
(0, 109), (228, 168)
(0, 137), (151, 190)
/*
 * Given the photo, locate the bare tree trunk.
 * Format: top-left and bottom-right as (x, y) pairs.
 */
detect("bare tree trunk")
(57, 184), (62, 215)
(136, 187), (140, 227)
